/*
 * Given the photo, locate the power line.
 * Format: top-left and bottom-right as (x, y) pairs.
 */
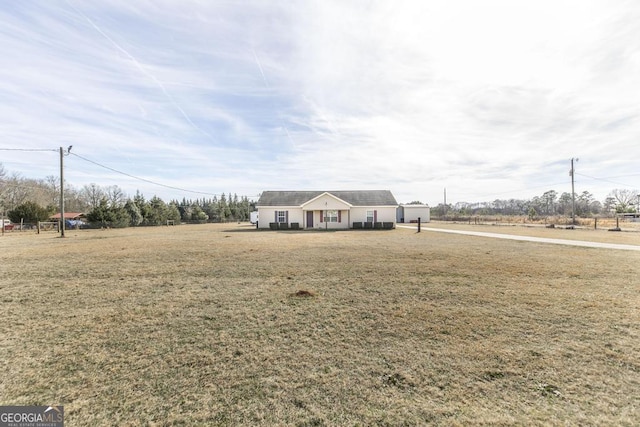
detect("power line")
(0, 180), (55, 192)
(453, 180), (570, 201)
(69, 152), (256, 198)
(575, 172), (637, 188)
(441, 165), (639, 203)
(0, 147), (259, 200)
(0, 148), (57, 152)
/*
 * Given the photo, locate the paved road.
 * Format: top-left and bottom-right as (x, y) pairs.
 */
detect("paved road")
(396, 225), (640, 252)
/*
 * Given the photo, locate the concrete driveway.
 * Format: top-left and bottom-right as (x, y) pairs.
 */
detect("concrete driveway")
(396, 225), (640, 252)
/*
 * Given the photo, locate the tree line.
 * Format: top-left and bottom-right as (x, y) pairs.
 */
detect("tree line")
(430, 189), (640, 219)
(0, 163), (255, 227)
(2, 163), (637, 226)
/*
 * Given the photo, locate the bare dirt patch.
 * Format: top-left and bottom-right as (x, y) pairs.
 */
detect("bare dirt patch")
(291, 290), (316, 298)
(1, 224), (638, 425)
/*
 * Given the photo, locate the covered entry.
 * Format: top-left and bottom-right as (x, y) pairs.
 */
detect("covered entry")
(306, 211), (314, 228)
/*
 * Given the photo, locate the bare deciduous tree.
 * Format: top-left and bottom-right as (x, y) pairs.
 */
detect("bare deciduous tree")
(106, 185), (127, 208)
(81, 183), (106, 210)
(608, 189), (639, 213)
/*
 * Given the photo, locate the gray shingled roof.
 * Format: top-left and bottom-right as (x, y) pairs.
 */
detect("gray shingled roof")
(257, 190), (398, 206)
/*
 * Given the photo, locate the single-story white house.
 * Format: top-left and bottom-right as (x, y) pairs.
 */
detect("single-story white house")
(256, 190), (398, 230)
(397, 204), (430, 223)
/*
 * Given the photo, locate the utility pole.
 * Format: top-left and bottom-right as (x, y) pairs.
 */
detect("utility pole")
(59, 147), (65, 237)
(59, 146), (72, 238)
(443, 188), (447, 220)
(570, 158), (578, 225)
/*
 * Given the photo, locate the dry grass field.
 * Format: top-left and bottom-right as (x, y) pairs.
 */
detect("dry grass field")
(421, 220), (640, 245)
(1, 224), (638, 426)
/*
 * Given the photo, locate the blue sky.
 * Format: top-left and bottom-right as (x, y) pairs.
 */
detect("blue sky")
(1, 0), (639, 205)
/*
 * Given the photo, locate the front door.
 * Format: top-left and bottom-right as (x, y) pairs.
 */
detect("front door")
(306, 211), (314, 228)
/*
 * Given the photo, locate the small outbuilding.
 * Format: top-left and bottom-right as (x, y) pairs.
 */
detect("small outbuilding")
(256, 190), (398, 230)
(50, 212), (87, 228)
(50, 212), (86, 221)
(397, 204), (430, 223)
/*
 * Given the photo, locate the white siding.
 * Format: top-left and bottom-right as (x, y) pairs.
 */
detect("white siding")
(303, 194), (351, 210)
(350, 207), (396, 226)
(256, 207), (304, 229)
(313, 209), (349, 230)
(258, 205), (397, 229)
(288, 209), (304, 226)
(400, 206), (430, 223)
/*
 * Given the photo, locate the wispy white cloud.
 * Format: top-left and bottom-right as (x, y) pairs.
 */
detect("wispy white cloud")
(1, 0), (638, 204)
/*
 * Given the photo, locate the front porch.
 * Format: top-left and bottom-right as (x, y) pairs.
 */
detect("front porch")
(303, 209), (350, 229)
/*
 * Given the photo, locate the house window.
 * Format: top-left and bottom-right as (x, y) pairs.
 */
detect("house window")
(277, 211), (287, 223)
(325, 210), (338, 222)
(366, 210), (374, 222)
